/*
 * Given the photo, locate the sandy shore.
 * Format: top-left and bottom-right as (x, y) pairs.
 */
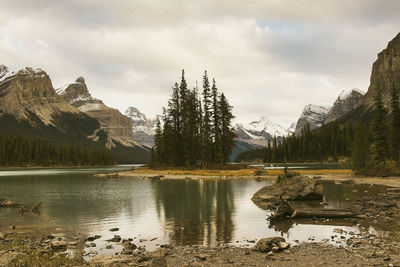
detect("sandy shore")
(98, 168), (400, 189)
(320, 174), (400, 188)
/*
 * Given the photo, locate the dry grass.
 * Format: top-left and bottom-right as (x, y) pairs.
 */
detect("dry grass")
(132, 167), (352, 177)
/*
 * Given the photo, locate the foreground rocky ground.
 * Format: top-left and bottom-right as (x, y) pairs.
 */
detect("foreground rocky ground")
(1, 227), (400, 266)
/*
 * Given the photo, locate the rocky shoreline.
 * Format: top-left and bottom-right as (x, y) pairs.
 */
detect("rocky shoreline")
(1, 228), (400, 266)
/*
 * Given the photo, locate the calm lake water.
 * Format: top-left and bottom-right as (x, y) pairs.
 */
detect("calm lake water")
(0, 166), (388, 254)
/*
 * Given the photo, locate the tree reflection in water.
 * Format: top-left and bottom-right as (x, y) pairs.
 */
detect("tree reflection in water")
(152, 179), (235, 246)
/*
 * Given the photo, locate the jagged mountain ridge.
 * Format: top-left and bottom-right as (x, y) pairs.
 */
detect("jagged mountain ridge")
(57, 77), (142, 150)
(0, 64), (150, 163)
(363, 32), (400, 108)
(324, 89), (365, 124)
(0, 64), (106, 146)
(125, 107), (158, 148)
(294, 104), (331, 135)
(234, 117), (293, 147)
(0, 65), (80, 126)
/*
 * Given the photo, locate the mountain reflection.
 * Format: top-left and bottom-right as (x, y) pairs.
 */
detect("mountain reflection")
(152, 179), (235, 245)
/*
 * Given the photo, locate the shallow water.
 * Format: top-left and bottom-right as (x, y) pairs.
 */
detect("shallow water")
(0, 167), (389, 255)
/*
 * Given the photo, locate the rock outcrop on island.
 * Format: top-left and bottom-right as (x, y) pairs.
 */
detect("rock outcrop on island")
(294, 104), (330, 135)
(251, 174), (323, 210)
(57, 77), (141, 149)
(125, 107), (158, 148)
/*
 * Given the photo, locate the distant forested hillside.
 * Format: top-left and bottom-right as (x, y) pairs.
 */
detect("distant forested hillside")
(0, 134), (115, 167)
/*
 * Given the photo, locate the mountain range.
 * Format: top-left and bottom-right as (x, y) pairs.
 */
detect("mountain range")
(0, 66), (150, 163)
(1, 32), (399, 164)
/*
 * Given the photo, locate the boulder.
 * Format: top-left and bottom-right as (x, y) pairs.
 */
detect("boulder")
(51, 240), (67, 250)
(252, 237), (286, 252)
(252, 175), (323, 209)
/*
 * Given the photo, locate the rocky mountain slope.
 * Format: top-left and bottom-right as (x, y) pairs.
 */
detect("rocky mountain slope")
(324, 89), (365, 124)
(0, 65), (149, 163)
(294, 104), (330, 135)
(57, 77), (142, 150)
(363, 32), (400, 108)
(0, 65), (101, 140)
(0, 65), (80, 126)
(125, 107), (158, 148)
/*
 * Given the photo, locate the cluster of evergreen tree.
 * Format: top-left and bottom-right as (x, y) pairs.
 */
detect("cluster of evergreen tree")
(352, 83), (400, 170)
(0, 134), (115, 167)
(235, 122), (353, 163)
(151, 70), (235, 167)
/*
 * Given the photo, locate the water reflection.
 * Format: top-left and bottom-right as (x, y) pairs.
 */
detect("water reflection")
(152, 180), (234, 245)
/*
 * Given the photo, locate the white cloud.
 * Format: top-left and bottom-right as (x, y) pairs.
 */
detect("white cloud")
(0, 0), (399, 127)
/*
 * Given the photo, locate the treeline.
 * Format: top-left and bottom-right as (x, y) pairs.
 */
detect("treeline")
(351, 83), (400, 173)
(235, 82), (400, 175)
(235, 122), (353, 163)
(151, 70), (236, 167)
(0, 134), (116, 167)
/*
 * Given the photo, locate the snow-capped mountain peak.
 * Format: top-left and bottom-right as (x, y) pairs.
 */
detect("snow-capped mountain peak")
(243, 117), (289, 137)
(337, 88), (365, 101)
(125, 106), (158, 148)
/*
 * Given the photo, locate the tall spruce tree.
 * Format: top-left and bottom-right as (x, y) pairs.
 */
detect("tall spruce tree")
(202, 71), (213, 164)
(219, 93), (235, 164)
(211, 78), (223, 163)
(390, 82), (400, 166)
(351, 124), (370, 170)
(370, 86), (388, 165)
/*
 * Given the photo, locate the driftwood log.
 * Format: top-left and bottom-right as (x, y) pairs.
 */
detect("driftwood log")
(270, 200), (355, 220)
(291, 209), (354, 218)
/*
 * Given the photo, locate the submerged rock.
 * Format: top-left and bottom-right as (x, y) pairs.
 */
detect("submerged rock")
(252, 175), (323, 209)
(0, 198), (23, 208)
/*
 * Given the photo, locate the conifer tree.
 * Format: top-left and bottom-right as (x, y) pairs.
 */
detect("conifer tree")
(370, 86), (388, 165)
(351, 124), (370, 170)
(390, 82), (400, 166)
(211, 78), (222, 163)
(202, 71), (213, 164)
(219, 93), (235, 164)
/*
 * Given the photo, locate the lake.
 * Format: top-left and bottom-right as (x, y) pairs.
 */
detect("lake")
(0, 166), (387, 256)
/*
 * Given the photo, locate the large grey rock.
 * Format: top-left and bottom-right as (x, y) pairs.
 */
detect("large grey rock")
(252, 175), (323, 209)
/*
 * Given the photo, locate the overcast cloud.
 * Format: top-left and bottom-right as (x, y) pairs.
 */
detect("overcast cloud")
(0, 0), (399, 127)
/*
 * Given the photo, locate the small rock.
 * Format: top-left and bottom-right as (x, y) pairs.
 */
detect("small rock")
(197, 254), (209, 261)
(106, 244), (114, 249)
(107, 235), (121, 242)
(272, 246), (280, 253)
(51, 240), (67, 250)
(278, 242), (290, 250)
(9, 226), (15, 230)
(253, 237), (286, 252)
(89, 243), (96, 247)
(160, 244), (173, 249)
(109, 228), (119, 232)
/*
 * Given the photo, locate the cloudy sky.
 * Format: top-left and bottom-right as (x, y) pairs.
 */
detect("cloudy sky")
(1, 1), (399, 127)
